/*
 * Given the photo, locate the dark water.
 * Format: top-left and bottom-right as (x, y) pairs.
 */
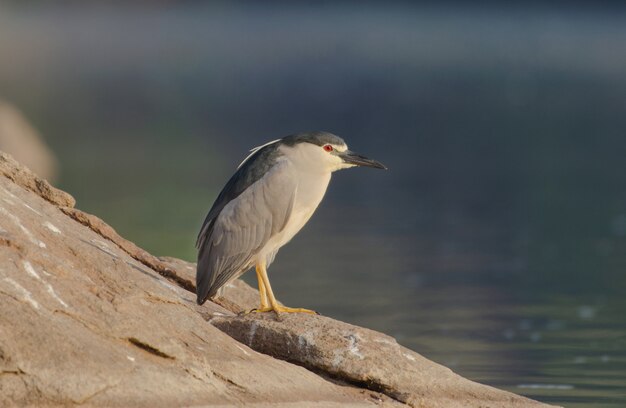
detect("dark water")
(1, 4), (625, 406)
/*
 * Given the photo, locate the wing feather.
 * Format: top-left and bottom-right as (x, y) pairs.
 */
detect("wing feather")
(196, 159), (297, 304)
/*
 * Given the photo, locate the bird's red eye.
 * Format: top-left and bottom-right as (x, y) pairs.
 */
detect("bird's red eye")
(323, 144), (333, 152)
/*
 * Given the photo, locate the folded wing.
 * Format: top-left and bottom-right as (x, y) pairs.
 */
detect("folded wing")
(196, 159), (296, 304)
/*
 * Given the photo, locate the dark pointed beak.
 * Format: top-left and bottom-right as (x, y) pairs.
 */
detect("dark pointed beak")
(339, 150), (387, 170)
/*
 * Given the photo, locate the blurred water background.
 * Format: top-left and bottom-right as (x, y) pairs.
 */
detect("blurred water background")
(1, 2), (625, 406)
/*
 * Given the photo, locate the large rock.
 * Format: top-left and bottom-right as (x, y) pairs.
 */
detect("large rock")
(0, 150), (559, 407)
(0, 152), (398, 407)
(211, 315), (544, 408)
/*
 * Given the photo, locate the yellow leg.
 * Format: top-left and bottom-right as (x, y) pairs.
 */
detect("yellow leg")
(253, 261), (317, 315)
(255, 265), (269, 309)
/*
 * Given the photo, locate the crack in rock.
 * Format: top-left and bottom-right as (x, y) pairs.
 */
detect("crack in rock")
(72, 382), (119, 405)
(127, 338), (175, 360)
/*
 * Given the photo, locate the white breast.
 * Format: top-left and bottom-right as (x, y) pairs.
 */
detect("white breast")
(256, 147), (332, 265)
(279, 169), (331, 245)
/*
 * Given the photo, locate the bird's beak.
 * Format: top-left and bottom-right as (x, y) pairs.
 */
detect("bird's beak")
(339, 150), (387, 170)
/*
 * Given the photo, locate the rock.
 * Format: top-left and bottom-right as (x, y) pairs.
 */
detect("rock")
(61, 207), (195, 293)
(0, 151), (399, 407)
(0, 151), (74, 208)
(0, 150), (559, 407)
(0, 101), (59, 182)
(211, 314), (548, 408)
(157, 256), (271, 313)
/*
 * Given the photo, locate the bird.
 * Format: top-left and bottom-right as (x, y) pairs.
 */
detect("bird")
(196, 131), (386, 313)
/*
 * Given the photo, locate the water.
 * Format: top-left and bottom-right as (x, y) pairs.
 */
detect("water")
(1, 3), (625, 406)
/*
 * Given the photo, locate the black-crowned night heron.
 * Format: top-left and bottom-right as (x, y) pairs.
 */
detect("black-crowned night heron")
(196, 131), (386, 313)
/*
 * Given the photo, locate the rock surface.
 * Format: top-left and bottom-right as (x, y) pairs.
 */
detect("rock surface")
(212, 315), (538, 408)
(0, 151), (559, 407)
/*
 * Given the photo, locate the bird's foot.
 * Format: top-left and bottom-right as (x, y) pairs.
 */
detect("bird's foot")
(251, 305), (318, 315)
(274, 305), (319, 314)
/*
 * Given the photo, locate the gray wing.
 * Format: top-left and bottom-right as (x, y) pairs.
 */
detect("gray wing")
(196, 159), (297, 304)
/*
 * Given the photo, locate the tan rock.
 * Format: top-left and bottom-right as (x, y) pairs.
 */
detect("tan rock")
(0, 151), (398, 407)
(0, 150), (74, 208)
(158, 256), (266, 313)
(0, 150), (559, 407)
(211, 314), (553, 408)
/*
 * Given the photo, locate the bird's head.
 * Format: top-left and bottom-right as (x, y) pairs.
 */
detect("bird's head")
(280, 131), (387, 173)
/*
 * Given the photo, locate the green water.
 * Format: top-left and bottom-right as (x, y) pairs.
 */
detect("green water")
(1, 4), (625, 406)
